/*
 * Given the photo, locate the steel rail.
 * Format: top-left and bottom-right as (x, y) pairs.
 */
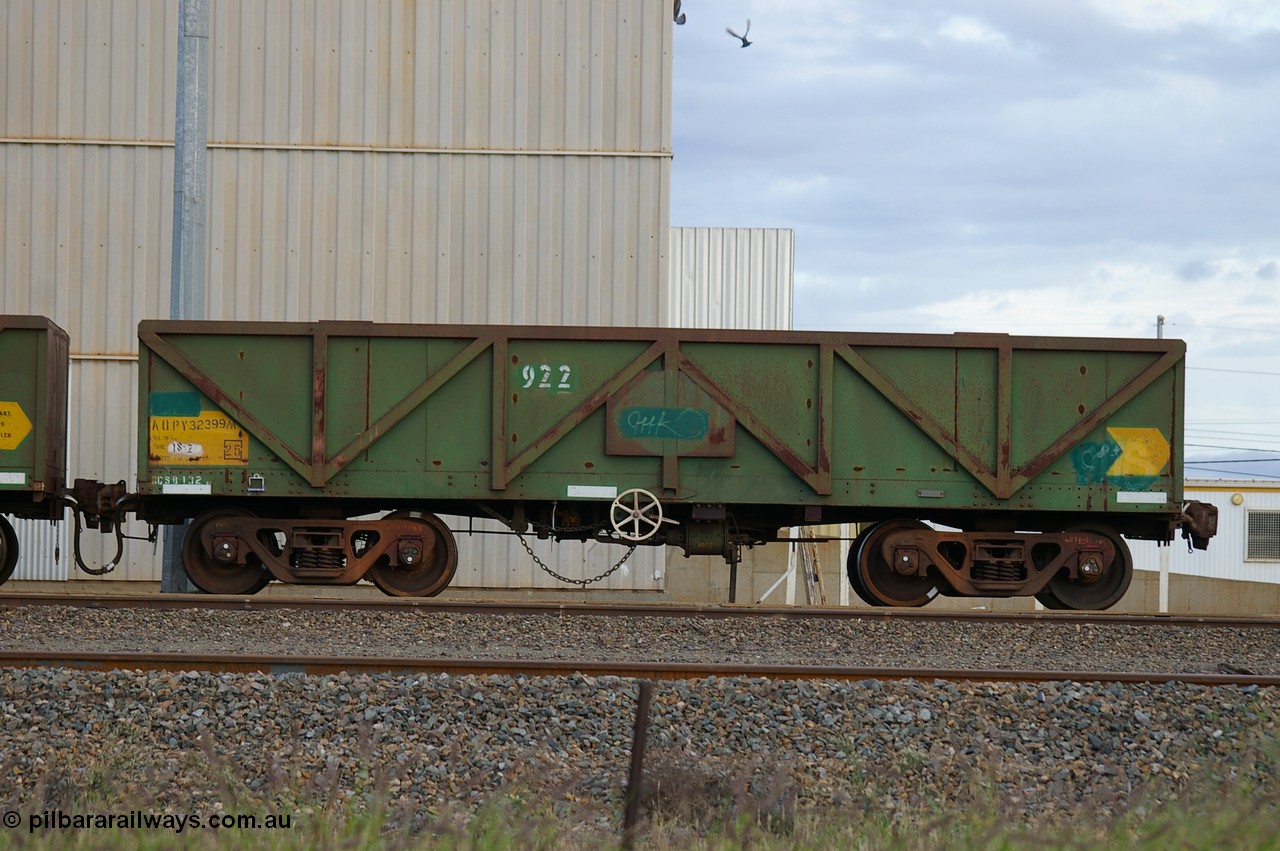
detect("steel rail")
(0, 649), (1276, 687)
(1, 591), (1278, 629)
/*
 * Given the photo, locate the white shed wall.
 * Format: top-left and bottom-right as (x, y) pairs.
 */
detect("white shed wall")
(668, 228), (794, 330)
(1128, 481), (1280, 585)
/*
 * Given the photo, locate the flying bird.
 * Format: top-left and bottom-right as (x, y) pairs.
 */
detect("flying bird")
(674, 0), (686, 25)
(726, 19), (752, 47)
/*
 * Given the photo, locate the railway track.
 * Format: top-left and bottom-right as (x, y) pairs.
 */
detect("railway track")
(3, 590), (1278, 629)
(4, 591), (1275, 839)
(4, 591), (1278, 686)
(1, 648), (1278, 687)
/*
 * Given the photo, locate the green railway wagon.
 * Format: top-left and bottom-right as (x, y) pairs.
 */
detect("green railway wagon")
(0, 316), (70, 582)
(133, 320), (1218, 609)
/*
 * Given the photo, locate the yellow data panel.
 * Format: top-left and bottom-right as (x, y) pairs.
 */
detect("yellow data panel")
(149, 411), (248, 466)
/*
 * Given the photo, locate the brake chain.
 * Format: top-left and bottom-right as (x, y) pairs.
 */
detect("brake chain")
(517, 534), (638, 586)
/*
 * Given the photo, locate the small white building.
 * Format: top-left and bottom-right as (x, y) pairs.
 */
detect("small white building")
(1124, 480), (1280, 614)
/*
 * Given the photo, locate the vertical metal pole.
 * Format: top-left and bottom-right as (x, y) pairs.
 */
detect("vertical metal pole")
(162, 0), (209, 594)
(1155, 315), (1167, 612)
(727, 555), (738, 604)
(171, 0), (209, 323)
(1159, 546), (1170, 613)
(621, 680), (653, 848)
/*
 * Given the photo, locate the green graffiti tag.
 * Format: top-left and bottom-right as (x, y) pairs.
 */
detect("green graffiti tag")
(618, 407), (710, 441)
(1070, 437), (1123, 485)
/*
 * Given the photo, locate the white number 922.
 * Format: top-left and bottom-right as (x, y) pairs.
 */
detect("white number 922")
(520, 363), (572, 390)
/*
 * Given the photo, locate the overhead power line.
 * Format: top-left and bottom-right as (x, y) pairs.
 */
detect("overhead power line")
(1185, 464), (1280, 480)
(1186, 428), (1280, 439)
(1188, 367), (1280, 377)
(1188, 457), (1280, 464)
(1186, 442), (1280, 453)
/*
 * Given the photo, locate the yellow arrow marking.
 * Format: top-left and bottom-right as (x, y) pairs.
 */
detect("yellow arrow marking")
(1106, 427), (1169, 477)
(0, 401), (33, 451)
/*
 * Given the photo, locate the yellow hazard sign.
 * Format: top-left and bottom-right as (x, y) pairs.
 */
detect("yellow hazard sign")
(149, 412), (248, 466)
(1106, 427), (1170, 477)
(0, 401), (33, 451)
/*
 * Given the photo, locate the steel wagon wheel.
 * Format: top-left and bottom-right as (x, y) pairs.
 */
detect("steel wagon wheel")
(0, 516), (18, 585)
(849, 519), (940, 607)
(1040, 524), (1132, 611)
(366, 511), (458, 597)
(183, 507), (271, 595)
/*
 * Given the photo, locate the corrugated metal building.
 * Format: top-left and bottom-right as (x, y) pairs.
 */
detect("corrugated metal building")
(3, 0), (670, 586)
(1, 1), (796, 593)
(3, 0), (672, 325)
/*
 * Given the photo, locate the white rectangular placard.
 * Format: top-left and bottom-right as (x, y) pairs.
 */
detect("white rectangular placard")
(566, 485), (618, 499)
(161, 483), (213, 495)
(1116, 491), (1167, 504)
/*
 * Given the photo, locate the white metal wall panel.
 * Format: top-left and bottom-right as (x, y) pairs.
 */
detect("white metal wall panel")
(204, 149), (668, 326)
(668, 228), (794, 330)
(9, 517), (66, 581)
(1, 0), (174, 348)
(2, 22), (171, 585)
(0, 143), (172, 347)
(1, 0), (178, 141)
(1128, 482), (1280, 585)
(199, 0), (672, 327)
(206, 0), (669, 152)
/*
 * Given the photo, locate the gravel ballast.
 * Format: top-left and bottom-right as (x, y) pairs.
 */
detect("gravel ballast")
(2, 604), (1278, 674)
(1, 605), (1278, 838)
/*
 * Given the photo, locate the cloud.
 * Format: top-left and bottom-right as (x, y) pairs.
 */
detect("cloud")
(671, 2), (1280, 472)
(1088, 0), (1280, 34)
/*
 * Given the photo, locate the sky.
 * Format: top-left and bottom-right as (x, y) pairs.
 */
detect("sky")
(668, 0), (1280, 481)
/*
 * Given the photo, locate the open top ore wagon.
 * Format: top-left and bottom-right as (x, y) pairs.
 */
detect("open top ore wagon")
(99, 319), (1215, 609)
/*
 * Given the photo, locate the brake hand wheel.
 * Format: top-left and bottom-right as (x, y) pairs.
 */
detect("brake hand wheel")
(610, 488), (677, 542)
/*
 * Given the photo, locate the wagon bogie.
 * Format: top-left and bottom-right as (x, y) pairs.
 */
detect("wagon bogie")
(179, 507), (460, 597)
(847, 518), (1136, 609)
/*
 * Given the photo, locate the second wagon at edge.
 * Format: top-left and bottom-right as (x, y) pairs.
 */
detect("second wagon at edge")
(132, 320), (1218, 609)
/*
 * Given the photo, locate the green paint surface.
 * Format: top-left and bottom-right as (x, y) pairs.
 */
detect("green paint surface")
(149, 392), (201, 417)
